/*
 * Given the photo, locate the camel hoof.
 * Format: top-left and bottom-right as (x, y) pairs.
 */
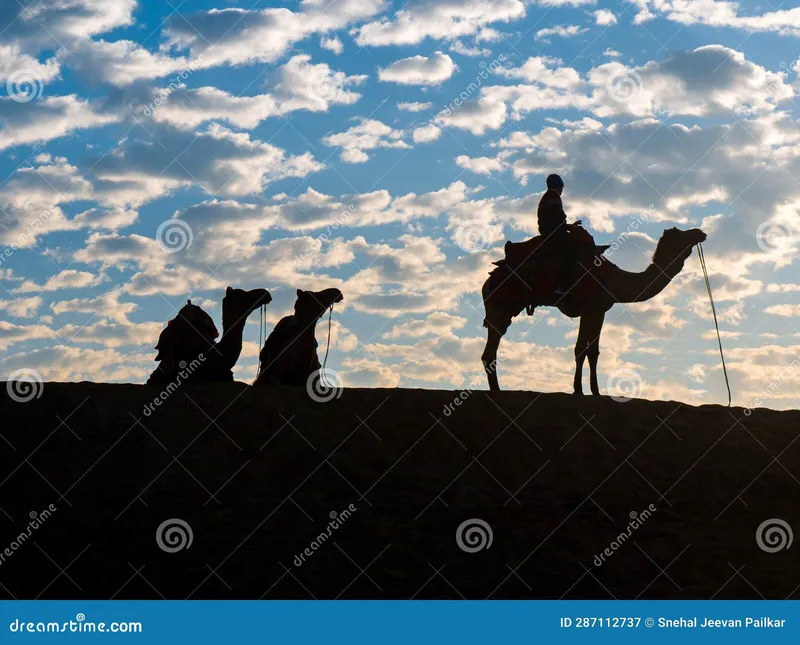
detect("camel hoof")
(573, 389), (583, 396)
(591, 389), (600, 396)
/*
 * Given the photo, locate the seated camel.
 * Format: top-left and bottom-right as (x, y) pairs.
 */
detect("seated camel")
(147, 286), (271, 384)
(253, 288), (343, 386)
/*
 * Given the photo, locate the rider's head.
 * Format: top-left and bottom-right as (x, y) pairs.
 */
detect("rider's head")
(546, 174), (564, 195)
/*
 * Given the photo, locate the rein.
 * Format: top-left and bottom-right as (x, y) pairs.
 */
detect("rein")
(698, 243), (731, 406)
(321, 304), (334, 386)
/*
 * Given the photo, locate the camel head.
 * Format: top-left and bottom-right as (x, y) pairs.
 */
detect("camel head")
(652, 227), (707, 275)
(295, 288), (344, 321)
(222, 286), (272, 328)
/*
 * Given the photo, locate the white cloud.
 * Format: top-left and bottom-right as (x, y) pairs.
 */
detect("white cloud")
(321, 35), (344, 54)
(594, 9), (618, 25)
(398, 101), (433, 112)
(535, 25), (589, 40)
(14, 270), (105, 293)
(378, 51), (457, 85)
(412, 124), (442, 143)
(322, 119), (410, 162)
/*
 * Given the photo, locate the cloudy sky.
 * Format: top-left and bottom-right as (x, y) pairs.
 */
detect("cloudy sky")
(2, 0), (800, 409)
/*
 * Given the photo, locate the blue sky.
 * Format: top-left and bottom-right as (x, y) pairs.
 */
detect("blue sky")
(2, 0), (800, 409)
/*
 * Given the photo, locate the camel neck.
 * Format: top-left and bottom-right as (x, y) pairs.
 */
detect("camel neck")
(216, 316), (248, 368)
(609, 262), (677, 304)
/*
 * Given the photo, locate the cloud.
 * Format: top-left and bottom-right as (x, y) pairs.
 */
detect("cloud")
(143, 55), (365, 129)
(321, 35), (344, 54)
(594, 9), (618, 25)
(412, 124), (442, 143)
(378, 51), (457, 85)
(398, 101), (433, 112)
(535, 25), (589, 40)
(353, 0), (526, 46)
(14, 270), (105, 293)
(322, 119), (410, 162)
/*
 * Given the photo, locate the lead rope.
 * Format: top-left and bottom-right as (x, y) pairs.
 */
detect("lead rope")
(698, 243), (731, 406)
(253, 303), (267, 384)
(321, 305), (334, 387)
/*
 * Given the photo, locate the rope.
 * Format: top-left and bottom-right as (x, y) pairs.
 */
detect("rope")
(321, 305), (334, 387)
(698, 243), (731, 406)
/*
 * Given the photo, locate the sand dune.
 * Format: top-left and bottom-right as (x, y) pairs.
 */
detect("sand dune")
(0, 382), (798, 599)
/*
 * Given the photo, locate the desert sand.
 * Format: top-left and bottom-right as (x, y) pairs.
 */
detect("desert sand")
(1, 382), (798, 599)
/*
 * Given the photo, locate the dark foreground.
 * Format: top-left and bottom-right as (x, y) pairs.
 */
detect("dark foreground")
(1, 383), (798, 599)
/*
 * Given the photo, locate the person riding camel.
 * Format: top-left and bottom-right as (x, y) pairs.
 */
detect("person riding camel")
(537, 173), (579, 296)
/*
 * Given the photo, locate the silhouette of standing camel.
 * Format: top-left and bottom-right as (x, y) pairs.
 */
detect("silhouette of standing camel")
(148, 286), (271, 384)
(481, 227), (707, 395)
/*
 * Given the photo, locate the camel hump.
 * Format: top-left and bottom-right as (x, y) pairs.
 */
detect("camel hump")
(153, 301), (218, 360)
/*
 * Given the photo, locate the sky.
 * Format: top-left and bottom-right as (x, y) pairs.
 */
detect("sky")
(1, 0), (800, 409)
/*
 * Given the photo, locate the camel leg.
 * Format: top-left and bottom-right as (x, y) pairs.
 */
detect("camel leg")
(574, 311), (605, 395)
(482, 326), (503, 391)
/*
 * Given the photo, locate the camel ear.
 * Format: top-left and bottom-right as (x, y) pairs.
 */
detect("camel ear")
(296, 289), (304, 297)
(226, 286), (232, 294)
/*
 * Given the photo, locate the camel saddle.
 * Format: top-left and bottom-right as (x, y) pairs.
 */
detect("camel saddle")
(492, 225), (612, 311)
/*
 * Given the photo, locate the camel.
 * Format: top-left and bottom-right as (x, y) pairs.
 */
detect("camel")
(254, 288), (343, 386)
(481, 227), (707, 395)
(147, 286), (271, 384)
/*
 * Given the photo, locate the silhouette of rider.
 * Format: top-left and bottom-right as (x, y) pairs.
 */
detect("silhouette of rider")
(537, 174), (577, 295)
